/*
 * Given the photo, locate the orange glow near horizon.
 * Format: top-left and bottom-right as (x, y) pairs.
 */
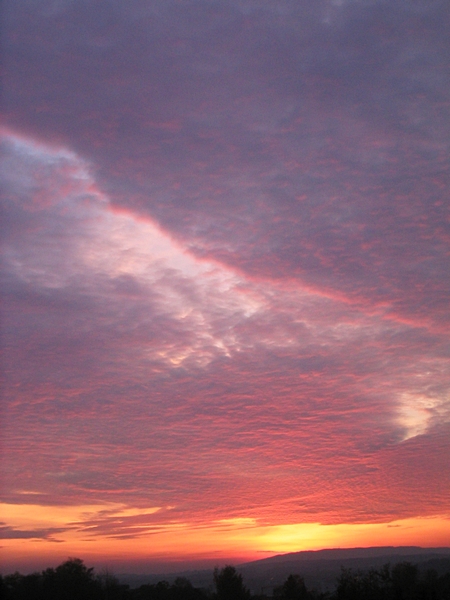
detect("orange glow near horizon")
(1, 502), (449, 573)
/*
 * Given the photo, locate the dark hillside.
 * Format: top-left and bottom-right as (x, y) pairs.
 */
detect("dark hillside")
(118, 548), (450, 593)
(238, 548), (450, 593)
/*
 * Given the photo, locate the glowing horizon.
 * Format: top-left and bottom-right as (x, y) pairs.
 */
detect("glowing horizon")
(2, 501), (450, 574)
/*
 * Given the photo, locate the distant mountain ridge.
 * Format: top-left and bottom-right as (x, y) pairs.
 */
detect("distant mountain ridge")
(119, 546), (450, 592)
(242, 545), (450, 565)
(237, 546), (450, 593)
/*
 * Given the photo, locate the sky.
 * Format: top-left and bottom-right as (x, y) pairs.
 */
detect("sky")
(1, 0), (450, 575)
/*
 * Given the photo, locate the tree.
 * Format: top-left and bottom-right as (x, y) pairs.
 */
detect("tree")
(274, 574), (309, 600)
(42, 558), (100, 600)
(391, 562), (418, 600)
(97, 569), (130, 599)
(335, 565), (393, 600)
(213, 566), (250, 600)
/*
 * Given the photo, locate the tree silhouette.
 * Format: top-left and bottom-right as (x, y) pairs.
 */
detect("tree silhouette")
(42, 558), (100, 600)
(2, 556), (450, 599)
(213, 565), (250, 600)
(391, 562), (418, 600)
(335, 565), (391, 600)
(274, 574), (309, 600)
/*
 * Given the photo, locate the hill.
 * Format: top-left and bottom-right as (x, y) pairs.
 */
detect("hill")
(118, 546), (450, 593)
(238, 546), (450, 594)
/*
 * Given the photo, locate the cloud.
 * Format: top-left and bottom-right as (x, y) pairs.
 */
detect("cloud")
(3, 1), (448, 334)
(0, 525), (65, 541)
(0, 502), (172, 542)
(2, 130), (449, 531)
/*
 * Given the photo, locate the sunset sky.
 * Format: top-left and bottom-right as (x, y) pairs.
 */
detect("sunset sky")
(1, 0), (449, 575)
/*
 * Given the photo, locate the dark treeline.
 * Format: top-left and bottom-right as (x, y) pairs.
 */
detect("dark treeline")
(2, 557), (450, 600)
